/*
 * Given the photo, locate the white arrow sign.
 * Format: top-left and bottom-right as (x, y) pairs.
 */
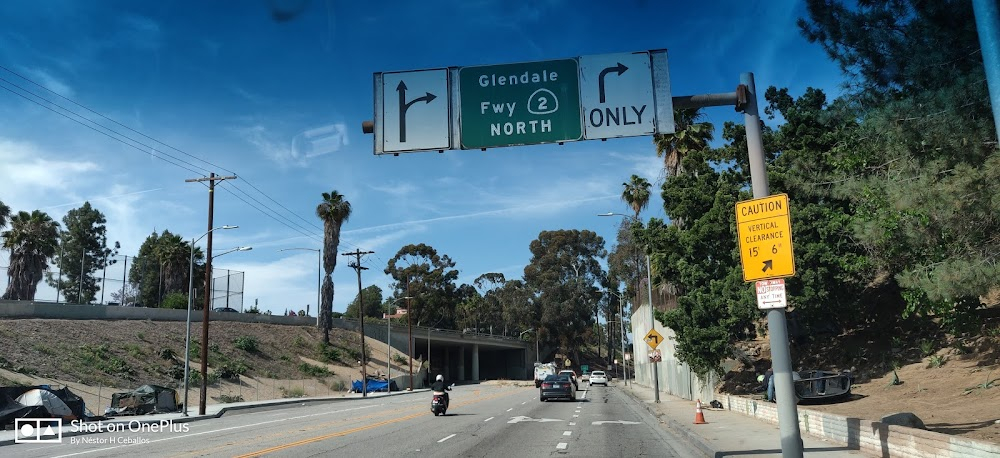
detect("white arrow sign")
(591, 420), (642, 425)
(508, 416), (564, 424)
(579, 52), (655, 140)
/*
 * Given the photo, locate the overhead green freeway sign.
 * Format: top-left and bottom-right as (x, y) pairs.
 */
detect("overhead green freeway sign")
(459, 59), (582, 149)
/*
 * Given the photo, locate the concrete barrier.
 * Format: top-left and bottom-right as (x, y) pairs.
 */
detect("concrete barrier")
(722, 395), (1000, 457)
(0, 301), (314, 326)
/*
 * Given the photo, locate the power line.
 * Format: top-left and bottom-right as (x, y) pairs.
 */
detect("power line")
(0, 81), (208, 176)
(0, 65), (331, 244)
(0, 64), (236, 176)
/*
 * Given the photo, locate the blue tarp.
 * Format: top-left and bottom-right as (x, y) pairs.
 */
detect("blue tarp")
(351, 379), (398, 393)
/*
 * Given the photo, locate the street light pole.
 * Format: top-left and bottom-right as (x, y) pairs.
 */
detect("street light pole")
(184, 225), (239, 417)
(645, 252), (659, 402)
(599, 212), (658, 402)
(609, 289), (629, 386)
(278, 247), (321, 324)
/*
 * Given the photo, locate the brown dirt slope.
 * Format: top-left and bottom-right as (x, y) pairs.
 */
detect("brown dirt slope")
(0, 319), (410, 416)
(721, 326), (1000, 444)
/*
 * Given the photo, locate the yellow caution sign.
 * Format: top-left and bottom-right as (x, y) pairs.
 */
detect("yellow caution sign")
(735, 194), (796, 282)
(644, 329), (664, 350)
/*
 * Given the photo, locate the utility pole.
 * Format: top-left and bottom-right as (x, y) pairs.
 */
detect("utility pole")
(343, 248), (374, 397)
(407, 279), (413, 391)
(185, 172), (237, 415)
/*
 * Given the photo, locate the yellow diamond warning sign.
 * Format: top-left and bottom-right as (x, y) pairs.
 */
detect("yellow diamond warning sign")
(735, 194), (795, 282)
(644, 329), (664, 350)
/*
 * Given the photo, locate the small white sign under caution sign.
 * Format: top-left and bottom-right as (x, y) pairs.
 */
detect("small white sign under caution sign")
(755, 279), (786, 310)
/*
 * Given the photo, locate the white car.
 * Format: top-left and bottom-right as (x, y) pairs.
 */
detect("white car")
(588, 370), (608, 386)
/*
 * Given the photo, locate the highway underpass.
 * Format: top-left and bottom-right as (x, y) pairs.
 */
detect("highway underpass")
(335, 318), (538, 384)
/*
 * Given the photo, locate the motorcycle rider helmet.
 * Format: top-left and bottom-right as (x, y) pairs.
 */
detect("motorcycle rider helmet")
(436, 374), (444, 381)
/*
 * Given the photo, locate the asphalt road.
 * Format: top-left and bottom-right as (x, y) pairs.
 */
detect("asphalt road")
(7, 383), (703, 457)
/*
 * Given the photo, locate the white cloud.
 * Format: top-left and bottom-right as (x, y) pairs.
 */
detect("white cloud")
(19, 67), (75, 98)
(0, 138), (99, 212)
(368, 181), (420, 197)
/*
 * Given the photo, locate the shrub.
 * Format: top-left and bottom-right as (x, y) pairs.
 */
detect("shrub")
(293, 336), (307, 348)
(161, 292), (188, 310)
(234, 336), (259, 353)
(218, 394), (244, 403)
(159, 348), (177, 360)
(188, 342), (201, 360)
(330, 380), (346, 391)
(927, 355), (946, 368)
(345, 348), (362, 362)
(123, 344), (144, 358)
(392, 354), (407, 365)
(217, 361), (250, 379)
(209, 343), (221, 353)
(919, 340), (935, 357)
(168, 364), (185, 380)
(280, 386), (306, 398)
(298, 363), (330, 377)
(317, 343), (342, 364)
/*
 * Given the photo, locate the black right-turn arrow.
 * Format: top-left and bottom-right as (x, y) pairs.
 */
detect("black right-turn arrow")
(396, 80), (437, 143)
(598, 62), (628, 103)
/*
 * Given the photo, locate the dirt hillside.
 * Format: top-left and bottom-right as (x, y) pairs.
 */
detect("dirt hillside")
(722, 328), (1000, 444)
(0, 318), (413, 417)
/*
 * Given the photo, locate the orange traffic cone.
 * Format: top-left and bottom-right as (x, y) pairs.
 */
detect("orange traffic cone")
(694, 399), (707, 424)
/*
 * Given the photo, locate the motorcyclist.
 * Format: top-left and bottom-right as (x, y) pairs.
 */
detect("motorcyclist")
(431, 374), (451, 407)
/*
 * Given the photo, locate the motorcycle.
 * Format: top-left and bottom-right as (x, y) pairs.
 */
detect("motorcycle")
(431, 384), (454, 416)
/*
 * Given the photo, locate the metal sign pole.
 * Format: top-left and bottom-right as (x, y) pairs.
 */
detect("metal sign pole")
(742, 72), (803, 457)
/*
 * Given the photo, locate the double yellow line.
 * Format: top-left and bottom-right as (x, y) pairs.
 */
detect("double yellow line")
(236, 388), (521, 457)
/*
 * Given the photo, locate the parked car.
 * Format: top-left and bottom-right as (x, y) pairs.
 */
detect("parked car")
(589, 370), (608, 386)
(558, 370), (579, 389)
(213, 307), (239, 313)
(539, 374), (576, 402)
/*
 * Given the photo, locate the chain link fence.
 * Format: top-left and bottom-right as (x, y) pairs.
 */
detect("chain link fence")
(0, 249), (244, 310)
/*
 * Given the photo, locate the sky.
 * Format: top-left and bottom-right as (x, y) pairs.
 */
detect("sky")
(0, 0), (844, 316)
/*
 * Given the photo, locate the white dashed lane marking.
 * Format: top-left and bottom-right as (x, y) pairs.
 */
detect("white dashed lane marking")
(556, 443), (568, 450)
(484, 417), (494, 422)
(438, 434), (456, 443)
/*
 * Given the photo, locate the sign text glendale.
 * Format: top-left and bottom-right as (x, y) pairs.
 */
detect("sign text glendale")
(735, 194), (795, 282)
(460, 59), (582, 149)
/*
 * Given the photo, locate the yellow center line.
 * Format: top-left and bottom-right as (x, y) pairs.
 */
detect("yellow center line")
(235, 388), (522, 457)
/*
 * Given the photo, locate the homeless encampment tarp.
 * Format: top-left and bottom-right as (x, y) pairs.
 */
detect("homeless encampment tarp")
(350, 379), (398, 393)
(107, 385), (178, 416)
(0, 386), (87, 428)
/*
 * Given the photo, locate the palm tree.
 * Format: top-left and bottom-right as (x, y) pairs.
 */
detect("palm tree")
(154, 231), (194, 300)
(0, 200), (10, 229)
(620, 175), (651, 311)
(653, 107), (714, 177)
(620, 175), (651, 220)
(316, 190), (352, 344)
(2, 210), (60, 300)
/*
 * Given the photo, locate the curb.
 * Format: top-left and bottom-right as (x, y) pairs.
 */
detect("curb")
(1, 389), (423, 446)
(621, 386), (717, 458)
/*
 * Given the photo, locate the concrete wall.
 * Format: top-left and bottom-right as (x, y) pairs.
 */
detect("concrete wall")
(722, 395), (1000, 457)
(630, 302), (719, 401)
(0, 301), (314, 325)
